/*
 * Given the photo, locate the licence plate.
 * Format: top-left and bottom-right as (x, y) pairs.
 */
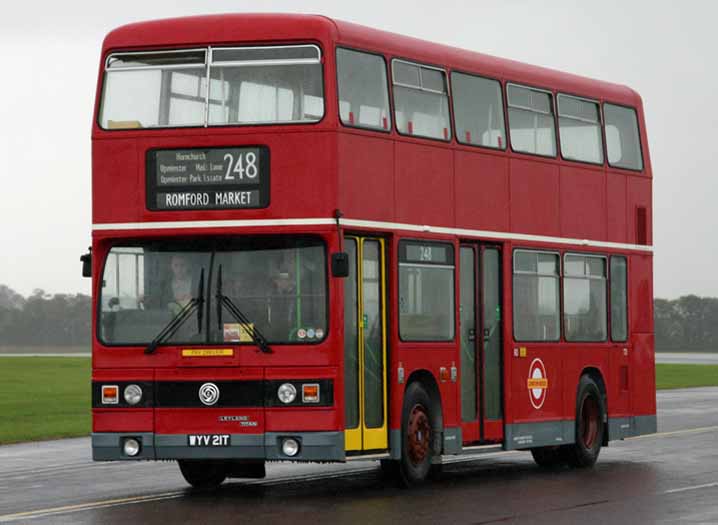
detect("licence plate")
(187, 434), (230, 447)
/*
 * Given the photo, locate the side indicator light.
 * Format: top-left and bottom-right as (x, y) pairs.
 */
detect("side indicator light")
(102, 385), (119, 404)
(302, 384), (320, 403)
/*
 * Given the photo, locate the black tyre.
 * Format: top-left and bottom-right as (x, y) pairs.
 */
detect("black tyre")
(564, 375), (605, 468)
(399, 382), (435, 487)
(178, 460), (227, 489)
(379, 458), (400, 480)
(530, 446), (566, 468)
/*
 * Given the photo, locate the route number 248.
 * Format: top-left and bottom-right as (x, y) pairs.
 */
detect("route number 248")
(223, 152), (258, 180)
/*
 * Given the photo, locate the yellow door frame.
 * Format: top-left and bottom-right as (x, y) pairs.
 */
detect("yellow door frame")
(344, 236), (388, 452)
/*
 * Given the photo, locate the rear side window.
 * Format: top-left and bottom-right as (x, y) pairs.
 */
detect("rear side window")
(563, 254), (608, 342)
(558, 94), (603, 164)
(610, 256), (628, 342)
(336, 48), (391, 131)
(507, 84), (556, 157)
(604, 103), (643, 170)
(451, 72), (506, 149)
(392, 60), (451, 141)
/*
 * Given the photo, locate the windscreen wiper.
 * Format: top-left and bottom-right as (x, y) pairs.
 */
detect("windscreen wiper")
(145, 268), (205, 355)
(216, 264), (272, 354)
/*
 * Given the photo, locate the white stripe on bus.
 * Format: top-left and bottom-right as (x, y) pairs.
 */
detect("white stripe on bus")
(92, 217), (653, 253)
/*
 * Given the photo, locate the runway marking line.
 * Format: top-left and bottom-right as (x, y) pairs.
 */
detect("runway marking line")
(2, 424), (717, 522)
(664, 482), (718, 494)
(0, 492), (185, 523)
(625, 425), (718, 440)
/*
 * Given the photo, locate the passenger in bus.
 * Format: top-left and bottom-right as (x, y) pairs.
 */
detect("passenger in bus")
(267, 262), (298, 340)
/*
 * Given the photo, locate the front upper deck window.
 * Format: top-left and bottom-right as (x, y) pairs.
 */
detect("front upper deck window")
(99, 45), (324, 130)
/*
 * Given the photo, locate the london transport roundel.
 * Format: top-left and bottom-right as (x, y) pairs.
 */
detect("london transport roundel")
(527, 358), (548, 409)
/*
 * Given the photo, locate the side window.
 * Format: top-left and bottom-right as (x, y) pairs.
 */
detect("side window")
(451, 72), (506, 149)
(604, 103), (643, 170)
(610, 256), (628, 342)
(507, 84), (556, 156)
(336, 48), (391, 131)
(558, 94), (603, 164)
(513, 251), (560, 341)
(392, 60), (451, 141)
(563, 254), (607, 342)
(399, 241), (455, 341)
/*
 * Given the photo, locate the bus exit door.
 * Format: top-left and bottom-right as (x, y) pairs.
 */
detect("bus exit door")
(459, 244), (504, 444)
(344, 237), (388, 452)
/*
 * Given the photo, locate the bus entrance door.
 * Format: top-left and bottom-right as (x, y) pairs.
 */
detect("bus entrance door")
(343, 237), (388, 453)
(459, 244), (504, 444)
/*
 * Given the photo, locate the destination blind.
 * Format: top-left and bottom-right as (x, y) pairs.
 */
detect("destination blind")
(146, 147), (270, 211)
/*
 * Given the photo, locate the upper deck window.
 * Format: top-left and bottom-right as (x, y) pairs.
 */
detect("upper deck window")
(336, 48), (391, 131)
(604, 103), (643, 171)
(451, 72), (505, 149)
(208, 45), (323, 125)
(99, 45), (324, 130)
(558, 94), (603, 165)
(507, 84), (557, 157)
(392, 60), (451, 141)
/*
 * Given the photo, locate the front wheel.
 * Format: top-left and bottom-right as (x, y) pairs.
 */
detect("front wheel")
(399, 382), (435, 487)
(178, 460), (227, 489)
(564, 375), (605, 468)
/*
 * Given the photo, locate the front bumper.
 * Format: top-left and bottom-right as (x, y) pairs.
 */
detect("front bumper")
(92, 431), (345, 462)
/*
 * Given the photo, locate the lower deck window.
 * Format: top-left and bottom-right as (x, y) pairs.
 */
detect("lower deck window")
(398, 241), (455, 341)
(563, 254), (607, 342)
(513, 250), (560, 341)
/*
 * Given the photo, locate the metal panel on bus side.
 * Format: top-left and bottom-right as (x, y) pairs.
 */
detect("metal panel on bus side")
(559, 165), (606, 241)
(337, 133), (394, 222)
(509, 158), (560, 237)
(394, 141), (454, 227)
(454, 150), (509, 233)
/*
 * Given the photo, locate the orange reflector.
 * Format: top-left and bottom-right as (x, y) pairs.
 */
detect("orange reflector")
(439, 367), (450, 382)
(102, 385), (119, 404)
(302, 383), (320, 403)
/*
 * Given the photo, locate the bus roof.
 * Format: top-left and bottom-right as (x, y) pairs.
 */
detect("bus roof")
(102, 13), (641, 106)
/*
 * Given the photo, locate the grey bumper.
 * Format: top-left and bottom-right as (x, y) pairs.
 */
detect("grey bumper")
(92, 431), (345, 462)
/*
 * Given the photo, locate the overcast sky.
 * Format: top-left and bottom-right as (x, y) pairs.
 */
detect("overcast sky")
(0, 0), (714, 299)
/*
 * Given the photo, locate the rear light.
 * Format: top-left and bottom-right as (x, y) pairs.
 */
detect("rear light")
(302, 383), (320, 403)
(101, 385), (119, 404)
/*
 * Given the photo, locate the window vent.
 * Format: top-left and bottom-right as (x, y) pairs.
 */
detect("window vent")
(636, 206), (648, 245)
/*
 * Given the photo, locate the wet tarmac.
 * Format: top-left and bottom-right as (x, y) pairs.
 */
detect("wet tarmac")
(655, 352), (718, 365)
(1, 388), (717, 524)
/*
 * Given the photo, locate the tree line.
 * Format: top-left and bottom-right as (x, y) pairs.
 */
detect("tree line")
(0, 284), (716, 350)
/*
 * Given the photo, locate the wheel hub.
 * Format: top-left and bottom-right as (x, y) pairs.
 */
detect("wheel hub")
(581, 396), (600, 448)
(407, 404), (431, 465)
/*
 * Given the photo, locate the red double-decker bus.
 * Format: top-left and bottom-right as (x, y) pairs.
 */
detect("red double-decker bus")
(87, 14), (655, 488)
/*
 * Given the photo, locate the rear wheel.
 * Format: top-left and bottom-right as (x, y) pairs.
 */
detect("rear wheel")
(178, 460), (227, 489)
(564, 375), (605, 468)
(399, 382), (435, 487)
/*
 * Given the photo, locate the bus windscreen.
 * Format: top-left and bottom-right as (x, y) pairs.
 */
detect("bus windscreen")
(98, 237), (327, 346)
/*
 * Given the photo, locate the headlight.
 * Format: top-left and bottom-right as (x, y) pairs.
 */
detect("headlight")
(123, 438), (141, 457)
(123, 384), (143, 405)
(277, 383), (297, 404)
(281, 438), (300, 457)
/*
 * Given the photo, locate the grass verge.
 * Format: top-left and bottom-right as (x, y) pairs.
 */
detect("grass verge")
(0, 357), (90, 444)
(0, 358), (715, 444)
(656, 363), (718, 390)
